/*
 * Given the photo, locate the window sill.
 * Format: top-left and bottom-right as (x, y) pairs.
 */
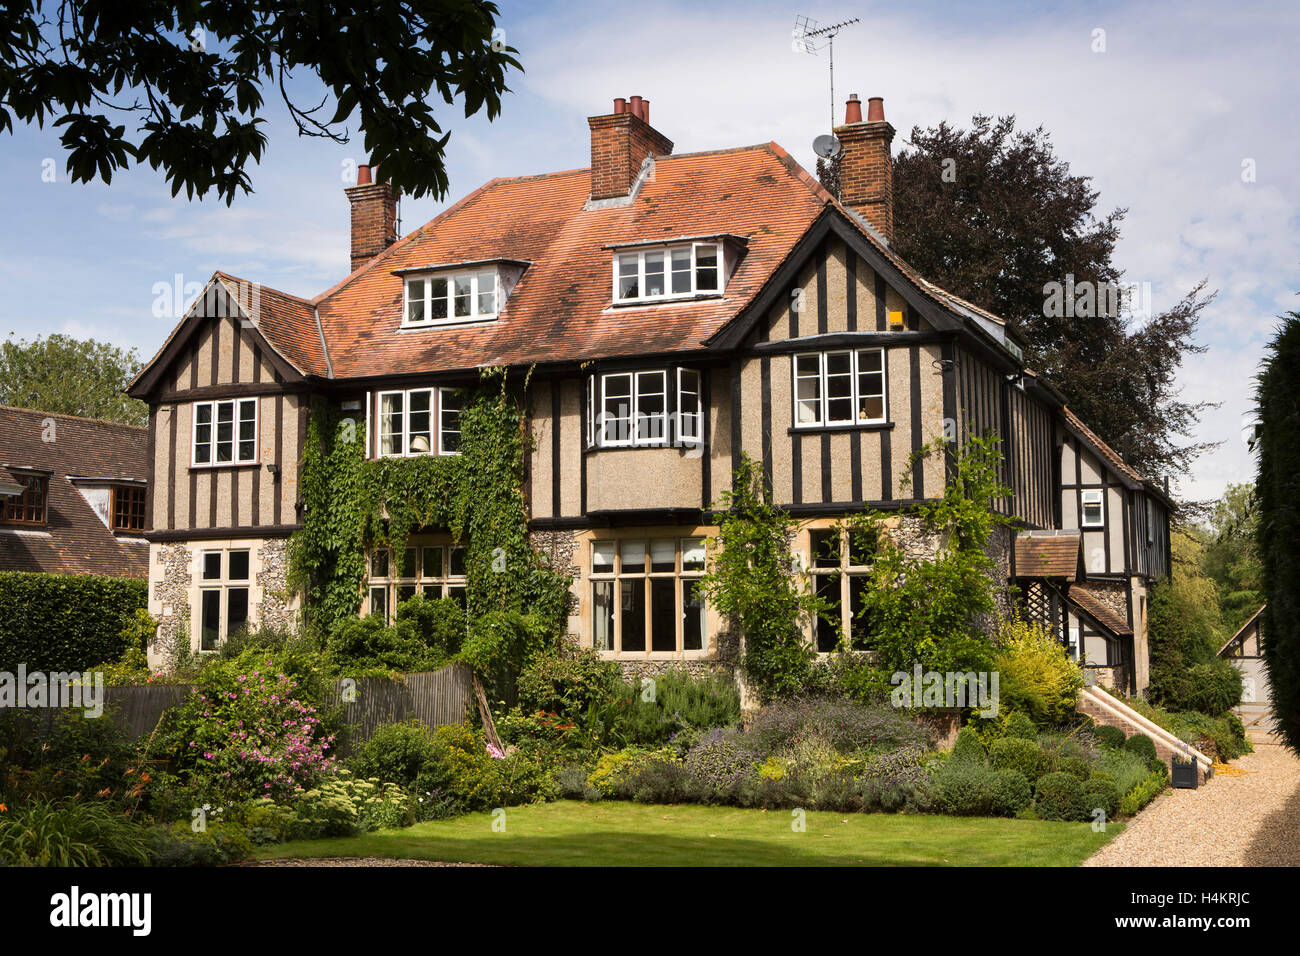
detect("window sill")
(789, 421), (895, 435)
(399, 316), (498, 331)
(189, 462), (262, 472)
(608, 292), (724, 309)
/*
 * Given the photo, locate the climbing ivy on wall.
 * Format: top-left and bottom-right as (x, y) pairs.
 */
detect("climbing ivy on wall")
(289, 368), (571, 639)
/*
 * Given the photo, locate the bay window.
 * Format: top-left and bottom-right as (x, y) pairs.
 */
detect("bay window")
(591, 536), (707, 655)
(587, 367), (704, 448)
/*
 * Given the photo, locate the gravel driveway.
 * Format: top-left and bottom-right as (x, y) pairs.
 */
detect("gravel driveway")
(1084, 744), (1300, 866)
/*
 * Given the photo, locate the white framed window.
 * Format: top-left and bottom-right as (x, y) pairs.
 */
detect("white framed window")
(404, 269), (498, 327)
(793, 349), (886, 428)
(376, 388), (461, 458)
(1081, 490), (1104, 528)
(589, 368), (702, 448)
(366, 541), (467, 622)
(807, 527), (877, 653)
(198, 548), (251, 651)
(612, 242), (723, 303)
(590, 536), (707, 655)
(677, 368), (702, 444)
(192, 399), (258, 466)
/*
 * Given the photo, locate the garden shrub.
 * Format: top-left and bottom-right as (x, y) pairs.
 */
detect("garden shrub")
(0, 708), (138, 809)
(325, 615), (441, 674)
(684, 730), (760, 797)
(930, 759), (997, 816)
(1059, 756), (1091, 781)
(626, 758), (703, 805)
(587, 749), (661, 798)
(950, 727), (986, 764)
(1122, 733), (1159, 769)
(862, 744), (929, 787)
(1082, 778), (1121, 820)
(458, 610), (552, 706)
(291, 771), (415, 837)
(988, 737), (1043, 782)
(1002, 711), (1039, 741)
(1119, 769), (1168, 815)
(1097, 749), (1151, 797)
(989, 769), (1033, 817)
(993, 616), (1084, 726)
(156, 653), (338, 803)
(0, 572), (147, 673)
(347, 720), (435, 787)
(394, 594), (466, 659)
(0, 797), (150, 866)
(1037, 730), (1095, 772)
(1092, 724), (1127, 750)
(741, 696), (932, 758)
(552, 764), (594, 800)
(516, 648), (621, 721)
(410, 723), (498, 814)
(1182, 661), (1243, 717)
(145, 820), (253, 866)
(1034, 771), (1087, 822)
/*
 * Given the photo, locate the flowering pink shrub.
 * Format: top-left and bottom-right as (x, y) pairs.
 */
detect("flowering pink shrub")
(163, 656), (338, 801)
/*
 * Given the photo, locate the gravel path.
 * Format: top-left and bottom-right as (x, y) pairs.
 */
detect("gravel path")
(1084, 744), (1300, 867)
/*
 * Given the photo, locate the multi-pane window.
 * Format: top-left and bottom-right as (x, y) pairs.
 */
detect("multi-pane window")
(376, 388), (461, 458)
(808, 528), (877, 653)
(404, 270), (497, 326)
(613, 243), (722, 303)
(590, 537), (707, 655)
(2, 473), (46, 525)
(199, 549), (250, 651)
(367, 542), (468, 623)
(793, 349), (886, 427)
(587, 368), (703, 448)
(193, 399), (258, 465)
(1081, 490), (1104, 528)
(112, 485), (146, 532)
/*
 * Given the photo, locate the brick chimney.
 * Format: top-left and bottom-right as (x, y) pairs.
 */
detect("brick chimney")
(588, 96), (674, 201)
(834, 94), (896, 244)
(345, 164), (399, 272)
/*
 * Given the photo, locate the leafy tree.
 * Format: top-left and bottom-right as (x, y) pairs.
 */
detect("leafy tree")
(1200, 482), (1264, 631)
(0, 1), (520, 203)
(0, 333), (146, 425)
(700, 454), (828, 701)
(1256, 312), (1300, 752)
(891, 115), (1216, 498)
(849, 433), (1014, 677)
(1146, 529), (1241, 716)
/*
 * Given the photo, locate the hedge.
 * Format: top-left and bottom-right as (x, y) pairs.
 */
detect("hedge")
(0, 572), (146, 672)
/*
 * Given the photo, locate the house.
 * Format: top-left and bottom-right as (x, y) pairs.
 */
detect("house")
(127, 91), (1170, 692)
(1218, 605), (1274, 742)
(0, 405), (149, 577)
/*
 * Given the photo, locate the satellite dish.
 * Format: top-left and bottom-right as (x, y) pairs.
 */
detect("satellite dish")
(813, 134), (842, 159)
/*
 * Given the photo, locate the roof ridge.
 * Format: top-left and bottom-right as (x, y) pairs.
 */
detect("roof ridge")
(212, 270), (314, 306)
(0, 404), (146, 431)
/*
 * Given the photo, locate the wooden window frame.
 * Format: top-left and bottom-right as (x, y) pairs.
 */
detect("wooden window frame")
(1, 473), (47, 526)
(111, 484), (147, 532)
(806, 527), (876, 653)
(589, 536), (708, 657)
(611, 242), (724, 304)
(197, 548), (251, 652)
(365, 539), (468, 622)
(1080, 489), (1104, 528)
(792, 348), (888, 430)
(192, 398), (258, 467)
(402, 269), (498, 328)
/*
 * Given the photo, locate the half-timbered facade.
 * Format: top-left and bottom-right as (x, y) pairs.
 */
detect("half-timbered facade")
(129, 92), (1170, 693)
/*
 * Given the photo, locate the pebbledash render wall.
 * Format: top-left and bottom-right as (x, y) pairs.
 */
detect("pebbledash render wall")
(146, 536), (298, 667)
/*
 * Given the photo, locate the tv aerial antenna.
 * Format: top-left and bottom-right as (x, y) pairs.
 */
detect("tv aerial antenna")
(792, 15), (861, 134)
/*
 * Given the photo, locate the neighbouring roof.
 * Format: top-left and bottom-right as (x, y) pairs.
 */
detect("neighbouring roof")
(0, 406), (149, 577)
(1218, 604), (1267, 658)
(1067, 583), (1133, 637)
(1063, 406), (1144, 485)
(1015, 530), (1082, 579)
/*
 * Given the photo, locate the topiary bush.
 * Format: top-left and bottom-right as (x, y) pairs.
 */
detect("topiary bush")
(1092, 724), (1127, 750)
(989, 769), (1033, 817)
(989, 736), (1043, 782)
(1123, 733), (1159, 769)
(1082, 777), (1121, 820)
(950, 726), (987, 764)
(1035, 771), (1087, 821)
(1002, 711), (1039, 740)
(930, 759), (996, 816)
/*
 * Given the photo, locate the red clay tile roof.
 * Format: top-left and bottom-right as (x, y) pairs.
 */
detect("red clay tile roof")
(1067, 583), (1133, 636)
(215, 273), (330, 378)
(305, 143), (830, 377)
(0, 406), (149, 578)
(1015, 531), (1082, 579)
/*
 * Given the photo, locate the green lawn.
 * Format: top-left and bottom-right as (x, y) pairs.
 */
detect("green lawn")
(253, 801), (1122, 866)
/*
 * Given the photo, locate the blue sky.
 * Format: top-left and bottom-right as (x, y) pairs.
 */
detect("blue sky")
(1, 0), (1295, 506)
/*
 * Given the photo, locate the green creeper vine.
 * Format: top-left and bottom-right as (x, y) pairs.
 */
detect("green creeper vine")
(288, 368), (571, 641)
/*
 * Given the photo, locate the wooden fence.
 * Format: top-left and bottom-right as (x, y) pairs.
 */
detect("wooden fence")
(4, 663), (474, 748)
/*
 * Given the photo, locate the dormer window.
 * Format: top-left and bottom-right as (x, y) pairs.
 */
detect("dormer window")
(404, 269), (498, 326)
(2, 472), (47, 526)
(613, 242), (722, 303)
